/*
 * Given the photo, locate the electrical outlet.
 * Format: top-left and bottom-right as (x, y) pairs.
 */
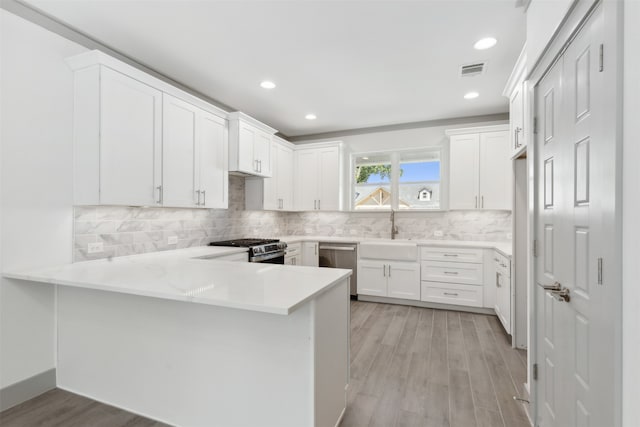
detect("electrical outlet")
(434, 230), (444, 237)
(88, 242), (104, 254)
(168, 236), (178, 245)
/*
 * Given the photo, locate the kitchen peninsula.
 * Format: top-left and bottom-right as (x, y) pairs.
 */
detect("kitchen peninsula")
(4, 246), (351, 427)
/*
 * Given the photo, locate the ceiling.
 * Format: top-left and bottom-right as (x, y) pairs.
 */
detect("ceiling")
(24, 0), (526, 138)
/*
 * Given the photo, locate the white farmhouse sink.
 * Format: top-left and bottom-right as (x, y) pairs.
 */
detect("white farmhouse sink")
(359, 241), (418, 261)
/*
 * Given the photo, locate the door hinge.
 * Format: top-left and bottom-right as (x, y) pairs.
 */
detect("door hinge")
(533, 117), (538, 134)
(599, 44), (604, 72)
(533, 239), (538, 258)
(533, 363), (539, 381)
(598, 257), (603, 285)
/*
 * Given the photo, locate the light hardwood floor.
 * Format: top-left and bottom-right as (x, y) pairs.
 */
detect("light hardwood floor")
(0, 301), (530, 427)
(343, 301), (530, 427)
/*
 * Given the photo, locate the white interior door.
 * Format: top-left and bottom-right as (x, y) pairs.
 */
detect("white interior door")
(162, 94), (198, 207)
(534, 5), (616, 427)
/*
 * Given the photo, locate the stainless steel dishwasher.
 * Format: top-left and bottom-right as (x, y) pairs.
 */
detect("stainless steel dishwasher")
(318, 242), (358, 297)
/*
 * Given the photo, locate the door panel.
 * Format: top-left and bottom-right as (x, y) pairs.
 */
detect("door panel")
(162, 94), (198, 207)
(295, 150), (318, 211)
(318, 146), (340, 211)
(387, 262), (420, 300)
(535, 5), (615, 427)
(449, 134), (480, 209)
(100, 67), (162, 205)
(199, 112), (228, 209)
(357, 260), (386, 297)
(479, 131), (511, 209)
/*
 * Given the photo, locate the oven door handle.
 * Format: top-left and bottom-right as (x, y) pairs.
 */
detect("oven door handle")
(249, 251), (286, 262)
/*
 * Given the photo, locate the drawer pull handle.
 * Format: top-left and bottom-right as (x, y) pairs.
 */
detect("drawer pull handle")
(444, 254), (459, 257)
(444, 292), (459, 296)
(444, 271), (459, 275)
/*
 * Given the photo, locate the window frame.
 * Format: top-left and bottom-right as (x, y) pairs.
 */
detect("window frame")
(349, 146), (448, 212)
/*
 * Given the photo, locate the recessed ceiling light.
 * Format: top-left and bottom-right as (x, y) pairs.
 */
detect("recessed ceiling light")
(362, 157), (369, 160)
(464, 91), (479, 99)
(474, 37), (497, 50)
(305, 113), (317, 120)
(260, 81), (276, 89)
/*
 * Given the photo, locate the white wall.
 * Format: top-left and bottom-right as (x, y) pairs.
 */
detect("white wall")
(0, 10), (86, 388)
(526, 0), (575, 68)
(296, 119), (507, 153)
(623, 1), (640, 424)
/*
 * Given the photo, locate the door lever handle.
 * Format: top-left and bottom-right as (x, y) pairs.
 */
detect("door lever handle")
(538, 282), (562, 291)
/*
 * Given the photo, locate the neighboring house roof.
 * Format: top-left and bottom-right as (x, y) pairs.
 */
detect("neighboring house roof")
(354, 181), (440, 209)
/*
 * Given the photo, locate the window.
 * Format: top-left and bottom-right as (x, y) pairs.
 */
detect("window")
(353, 154), (393, 210)
(352, 149), (442, 211)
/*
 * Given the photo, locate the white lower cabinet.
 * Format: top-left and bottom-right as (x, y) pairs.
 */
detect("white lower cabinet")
(358, 260), (420, 300)
(493, 251), (512, 333)
(302, 242), (319, 267)
(285, 242), (302, 266)
(420, 246), (484, 307)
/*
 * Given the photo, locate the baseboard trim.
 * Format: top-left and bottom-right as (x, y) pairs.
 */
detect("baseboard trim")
(357, 295), (497, 315)
(0, 368), (56, 412)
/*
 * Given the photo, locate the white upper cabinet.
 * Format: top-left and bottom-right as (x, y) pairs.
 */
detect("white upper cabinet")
(503, 46), (528, 159)
(449, 133), (480, 210)
(245, 136), (294, 211)
(198, 111), (228, 209)
(447, 125), (512, 210)
(294, 143), (343, 211)
(162, 94), (199, 207)
(74, 66), (163, 206)
(67, 50), (228, 208)
(228, 112), (276, 178)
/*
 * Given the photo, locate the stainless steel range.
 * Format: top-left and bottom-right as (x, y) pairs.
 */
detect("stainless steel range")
(209, 239), (287, 264)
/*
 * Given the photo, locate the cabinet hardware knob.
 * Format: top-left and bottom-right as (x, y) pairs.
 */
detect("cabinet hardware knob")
(156, 185), (163, 204)
(444, 292), (459, 296)
(202, 190), (206, 206)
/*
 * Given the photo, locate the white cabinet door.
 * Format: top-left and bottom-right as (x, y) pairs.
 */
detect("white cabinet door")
(317, 146), (340, 211)
(198, 112), (228, 209)
(277, 144), (294, 210)
(237, 123), (256, 174)
(494, 270), (511, 333)
(387, 262), (421, 300)
(295, 149), (319, 211)
(479, 131), (511, 210)
(358, 260), (387, 297)
(259, 140), (279, 210)
(302, 241), (319, 267)
(254, 131), (272, 177)
(449, 134), (480, 209)
(162, 94), (198, 208)
(100, 67), (162, 206)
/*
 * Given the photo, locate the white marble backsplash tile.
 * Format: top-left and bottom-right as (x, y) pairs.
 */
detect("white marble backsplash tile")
(74, 176), (512, 261)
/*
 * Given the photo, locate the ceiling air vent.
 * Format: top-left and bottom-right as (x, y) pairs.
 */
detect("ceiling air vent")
(460, 62), (486, 77)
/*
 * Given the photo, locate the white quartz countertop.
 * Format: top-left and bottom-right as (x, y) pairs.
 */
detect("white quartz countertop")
(279, 236), (512, 257)
(3, 246), (352, 315)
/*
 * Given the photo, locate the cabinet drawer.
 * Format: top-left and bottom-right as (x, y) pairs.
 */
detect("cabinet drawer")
(421, 261), (483, 285)
(420, 247), (484, 264)
(286, 242), (302, 256)
(421, 281), (483, 307)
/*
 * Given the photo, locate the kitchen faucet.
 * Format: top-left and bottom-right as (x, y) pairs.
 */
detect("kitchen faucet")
(390, 209), (399, 240)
